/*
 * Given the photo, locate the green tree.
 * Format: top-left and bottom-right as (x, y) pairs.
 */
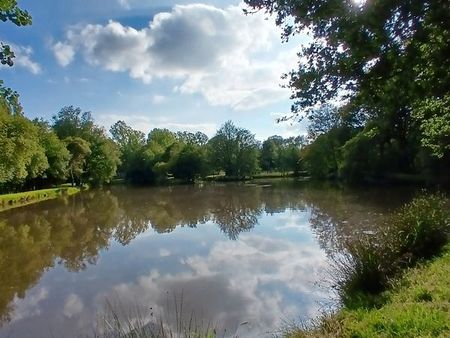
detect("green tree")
(144, 128), (178, 181)
(278, 144), (301, 174)
(65, 137), (91, 187)
(0, 81), (21, 115)
(208, 121), (259, 177)
(176, 131), (209, 146)
(260, 136), (282, 171)
(110, 120), (146, 181)
(53, 106), (121, 186)
(33, 119), (70, 184)
(146, 128), (177, 159)
(260, 135), (305, 174)
(245, 0), (448, 117)
(52, 106), (95, 140)
(0, 107), (48, 190)
(307, 105), (345, 140)
(413, 95), (450, 159)
(172, 144), (207, 181)
(110, 120), (145, 151)
(301, 134), (337, 180)
(85, 137), (121, 186)
(245, 0), (450, 180)
(338, 125), (384, 183)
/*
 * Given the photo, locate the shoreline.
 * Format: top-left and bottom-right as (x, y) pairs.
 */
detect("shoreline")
(0, 187), (81, 212)
(288, 244), (450, 337)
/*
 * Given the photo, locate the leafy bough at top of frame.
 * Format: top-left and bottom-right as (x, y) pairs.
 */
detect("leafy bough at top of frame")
(0, 0), (32, 26)
(0, 0), (32, 67)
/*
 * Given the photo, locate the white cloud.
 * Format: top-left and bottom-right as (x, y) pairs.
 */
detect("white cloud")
(152, 94), (166, 104)
(117, 0), (131, 10)
(159, 248), (171, 257)
(95, 234), (331, 336)
(1, 43), (42, 74)
(52, 41), (75, 67)
(63, 293), (84, 318)
(97, 113), (217, 137)
(266, 112), (308, 139)
(12, 288), (48, 322)
(52, 3), (301, 110)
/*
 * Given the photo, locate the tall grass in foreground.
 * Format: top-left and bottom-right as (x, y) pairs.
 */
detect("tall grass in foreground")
(333, 193), (449, 307)
(288, 193), (450, 337)
(288, 243), (450, 338)
(94, 293), (220, 338)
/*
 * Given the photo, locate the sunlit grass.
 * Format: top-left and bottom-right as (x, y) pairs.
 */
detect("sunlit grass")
(0, 187), (80, 211)
(287, 244), (450, 337)
(286, 194), (450, 337)
(333, 193), (449, 306)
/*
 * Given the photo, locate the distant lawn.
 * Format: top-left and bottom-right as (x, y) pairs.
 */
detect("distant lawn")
(0, 187), (81, 212)
(204, 171), (299, 181)
(253, 171), (295, 179)
(288, 244), (450, 337)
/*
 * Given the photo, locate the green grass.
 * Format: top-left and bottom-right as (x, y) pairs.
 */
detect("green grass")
(253, 171), (295, 179)
(0, 187), (81, 212)
(288, 244), (450, 338)
(331, 194), (449, 307)
(204, 171), (298, 181)
(288, 194), (449, 337)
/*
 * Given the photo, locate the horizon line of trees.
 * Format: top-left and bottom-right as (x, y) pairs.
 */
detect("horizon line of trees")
(0, 104), (306, 193)
(1, 100), (449, 194)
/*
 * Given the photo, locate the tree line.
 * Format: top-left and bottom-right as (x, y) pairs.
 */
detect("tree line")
(0, 104), (306, 193)
(1, 99), (448, 193)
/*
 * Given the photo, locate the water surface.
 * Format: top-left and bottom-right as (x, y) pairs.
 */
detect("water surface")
(0, 180), (414, 337)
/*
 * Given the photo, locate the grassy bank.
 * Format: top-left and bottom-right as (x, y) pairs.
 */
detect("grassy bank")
(289, 244), (450, 338)
(204, 171), (300, 182)
(0, 187), (81, 212)
(288, 193), (450, 338)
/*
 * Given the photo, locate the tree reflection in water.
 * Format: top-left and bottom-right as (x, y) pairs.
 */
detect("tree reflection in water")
(0, 180), (415, 327)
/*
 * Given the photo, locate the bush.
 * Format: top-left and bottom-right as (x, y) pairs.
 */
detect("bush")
(393, 193), (450, 260)
(338, 126), (382, 183)
(333, 237), (393, 304)
(332, 193), (449, 303)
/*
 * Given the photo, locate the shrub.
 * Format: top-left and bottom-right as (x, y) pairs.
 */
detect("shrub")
(332, 235), (395, 307)
(332, 193), (449, 304)
(393, 193), (450, 260)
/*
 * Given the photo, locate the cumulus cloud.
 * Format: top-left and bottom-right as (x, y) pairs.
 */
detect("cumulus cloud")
(95, 233), (331, 336)
(159, 248), (171, 257)
(97, 113), (217, 136)
(152, 94), (166, 104)
(1, 43), (42, 74)
(51, 3), (300, 110)
(63, 293), (84, 318)
(12, 288), (48, 322)
(117, 0), (131, 9)
(52, 41), (75, 67)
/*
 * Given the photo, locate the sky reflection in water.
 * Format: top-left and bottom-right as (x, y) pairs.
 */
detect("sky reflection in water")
(0, 181), (413, 337)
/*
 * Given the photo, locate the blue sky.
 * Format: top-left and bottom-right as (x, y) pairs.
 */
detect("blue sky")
(1, 0), (309, 140)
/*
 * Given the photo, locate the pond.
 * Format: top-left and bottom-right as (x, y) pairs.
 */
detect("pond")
(0, 180), (414, 337)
